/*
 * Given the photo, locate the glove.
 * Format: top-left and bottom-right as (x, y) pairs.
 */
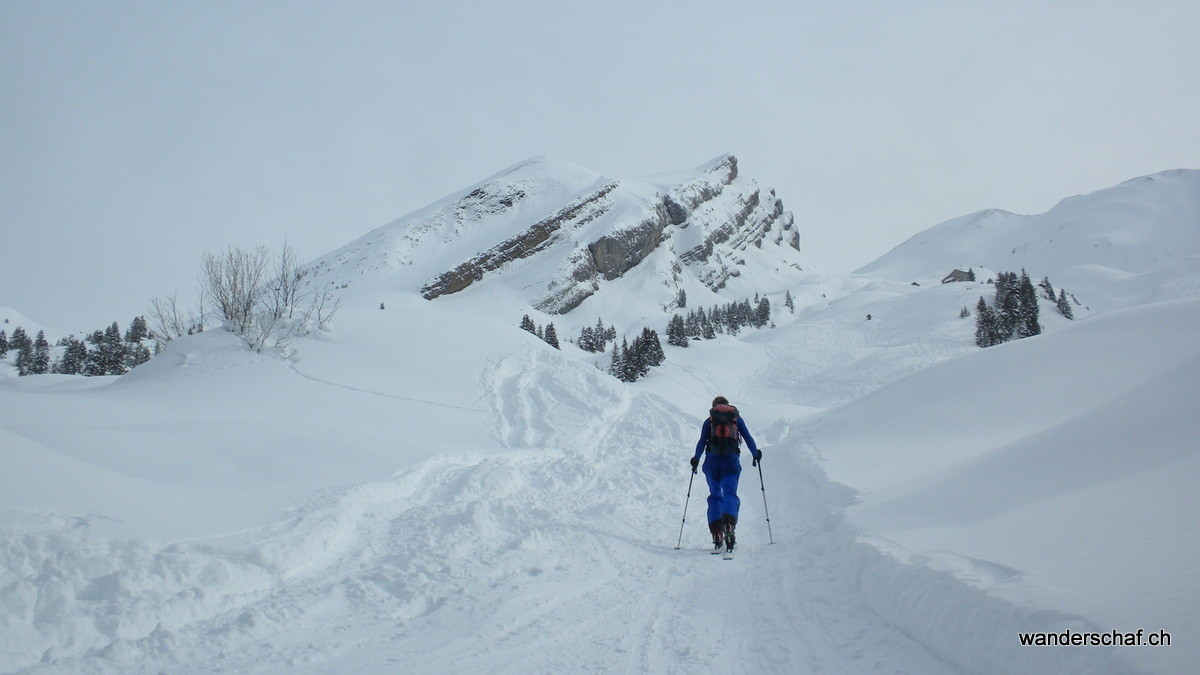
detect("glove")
(752, 452), (762, 467)
(689, 457), (699, 474)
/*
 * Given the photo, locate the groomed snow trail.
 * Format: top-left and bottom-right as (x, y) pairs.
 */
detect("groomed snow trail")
(9, 350), (955, 673)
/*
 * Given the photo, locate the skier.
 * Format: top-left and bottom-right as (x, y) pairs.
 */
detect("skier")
(689, 396), (760, 553)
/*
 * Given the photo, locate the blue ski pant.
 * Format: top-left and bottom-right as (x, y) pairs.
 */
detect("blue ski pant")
(702, 453), (742, 527)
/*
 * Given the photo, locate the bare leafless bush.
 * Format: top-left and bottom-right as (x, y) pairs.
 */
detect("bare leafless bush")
(147, 292), (204, 349)
(202, 245), (272, 337)
(151, 241), (338, 352)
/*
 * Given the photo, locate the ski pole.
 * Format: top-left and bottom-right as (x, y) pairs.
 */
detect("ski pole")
(674, 470), (696, 550)
(757, 462), (775, 544)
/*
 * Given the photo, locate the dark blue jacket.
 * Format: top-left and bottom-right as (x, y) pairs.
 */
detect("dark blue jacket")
(693, 416), (758, 461)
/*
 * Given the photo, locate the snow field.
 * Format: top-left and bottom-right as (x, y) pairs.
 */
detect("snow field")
(4, 272), (1194, 673)
(800, 298), (1200, 673)
(4, 163), (1199, 672)
(3, 342), (953, 672)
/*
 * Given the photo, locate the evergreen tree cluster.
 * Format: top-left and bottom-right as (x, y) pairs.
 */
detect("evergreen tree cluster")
(607, 327), (665, 383)
(666, 294), (771, 347)
(1, 317), (154, 377)
(519, 314), (561, 350)
(974, 270), (1043, 347)
(577, 318), (617, 353)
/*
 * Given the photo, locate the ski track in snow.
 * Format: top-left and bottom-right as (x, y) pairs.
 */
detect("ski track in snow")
(283, 356), (487, 413)
(4, 349), (959, 673)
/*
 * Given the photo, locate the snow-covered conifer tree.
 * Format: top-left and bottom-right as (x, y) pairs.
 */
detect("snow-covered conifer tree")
(1056, 289), (1074, 319)
(102, 322), (128, 375)
(127, 343), (152, 369)
(591, 319), (611, 351)
(607, 339), (625, 379)
(640, 327), (665, 366)
(0, 329), (7, 358)
(784, 290), (795, 313)
(57, 335), (86, 375)
(666, 314), (688, 348)
(14, 338), (33, 376)
(1039, 276), (1056, 301)
(1017, 270), (1041, 338)
(520, 314), (537, 335)
(974, 298), (1000, 348)
(621, 337), (645, 382)
(125, 316), (149, 343)
(83, 331), (105, 376)
(755, 297), (771, 328)
(993, 272), (1019, 340)
(10, 327), (29, 354)
(685, 310), (700, 339)
(543, 323), (560, 349)
(31, 331), (50, 375)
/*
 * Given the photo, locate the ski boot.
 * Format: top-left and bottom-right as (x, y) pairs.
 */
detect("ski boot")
(710, 523), (726, 554)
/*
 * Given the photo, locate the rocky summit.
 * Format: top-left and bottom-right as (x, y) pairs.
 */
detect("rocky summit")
(305, 154), (806, 314)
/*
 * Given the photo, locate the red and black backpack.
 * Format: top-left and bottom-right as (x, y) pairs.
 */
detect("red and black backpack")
(707, 404), (741, 455)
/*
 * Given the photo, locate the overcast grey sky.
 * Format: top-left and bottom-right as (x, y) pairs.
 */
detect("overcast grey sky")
(3, 1), (1198, 329)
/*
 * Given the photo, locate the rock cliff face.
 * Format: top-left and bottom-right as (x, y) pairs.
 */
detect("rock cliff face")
(306, 154), (806, 313)
(420, 182), (619, 300)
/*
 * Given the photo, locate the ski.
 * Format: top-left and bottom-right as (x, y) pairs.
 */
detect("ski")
(723, 546), (735, 560)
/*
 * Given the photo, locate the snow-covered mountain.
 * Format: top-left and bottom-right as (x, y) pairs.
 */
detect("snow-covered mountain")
(306, 154), (810, 315)
(2, 163), (1199, 673)
(858, 168), (1200, 311)
(0, 306), (62, 342)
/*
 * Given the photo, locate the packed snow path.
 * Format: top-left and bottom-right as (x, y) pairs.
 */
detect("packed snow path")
(5, 350), (957, 673)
